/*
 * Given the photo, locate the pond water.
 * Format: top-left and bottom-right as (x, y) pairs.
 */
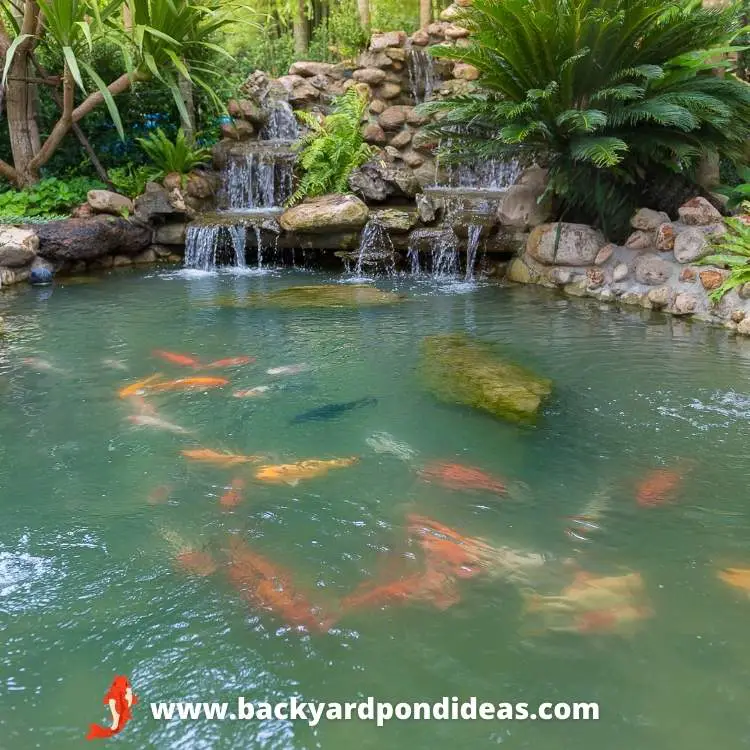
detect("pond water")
(1, 268), (750, 749)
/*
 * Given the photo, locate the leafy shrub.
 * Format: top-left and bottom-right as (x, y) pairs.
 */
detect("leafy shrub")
(701, 217), (750, 302)
(289, 88), (372, 204)
(424, 0), (750, 240)
(137, 128), (212, 177)
(0, 177), (105, 221)
(716, 166), (750, 210)
(107, 165), (162, 199)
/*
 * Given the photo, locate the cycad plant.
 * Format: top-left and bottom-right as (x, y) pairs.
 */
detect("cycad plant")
(423, 0), (750, 239)
(289, 88), (372, 205)
(137, 128), (212, 177)
(700, 217), (750, 302)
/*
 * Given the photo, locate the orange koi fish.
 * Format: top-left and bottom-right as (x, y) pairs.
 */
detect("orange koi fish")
(126, 393), (158, 417)
(181, 449), (265, 467)
(225, 536), (334, 632)
(254, 457), (358, 486)
(147, 376), (228, 393)
(717, 567), (750, 594)
(118, 374), (163, 399)
(636, 463), (687, 507)
(147, 484), (173, 505)
(204, 356), (255, 369)
(220, 477), (246, 508)
(175, 549), (218, 577)
(417, 461), (507, 495)
(152, 350), (201, 368)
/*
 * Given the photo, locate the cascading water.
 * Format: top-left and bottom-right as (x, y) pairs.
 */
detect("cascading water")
(407, 49), (437, 105)
(447, 158), (522, 190)
(351, 219), (396, 277)
(430, 229), (460, 277)
(260, 100), (300, 141)
(184, 224), (247, 271)
(223, 151), (294, 210)
(464, 224), (482, 281)
(407, 240), (421, 275)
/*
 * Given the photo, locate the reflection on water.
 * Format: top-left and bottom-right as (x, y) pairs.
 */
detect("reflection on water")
(1, 271), (750, 748)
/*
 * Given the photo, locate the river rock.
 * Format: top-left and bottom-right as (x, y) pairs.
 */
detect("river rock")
(731, 310), (746, 323)
(672, 292), (698, 315)
(444, 24), (470, 39)
(678, 196), (722, 226)
(363, 123), (387, 145)
(631, 208), (671, 231)
(87, 190), (134, 216)
(527, 223), (606, 266)
(411, 29), (430, 45)
(370, 31), (406, 50)
(36, 217), (151, 262)
(369, 98), (387, 115)
(507, 257), (535, 284)
(612, 263), (629, 282)
(135, 182), (185, 223)
(133, 248), (157, 264)
(453, 63), (480, 80)
(280, 194), (369, 234)
(0, 226), (39, 267)
(737, 318), (750, 335)
(673, 227), (710, 263)
(154, 222), (187, 245)
(647, 286), (672, 309)
(389, 129), (412, 149)
(655, 223), (676, 251)
(595, 244), (614, 265)
(699, 269), (726, 291)
(586, 268), (605, 288)
(625, 230), (654, 250)
(220, 119), (254, 140)
(419, 333), (552, 424)
(406, 109), (428, 126)
(497, 183), (551, 229)
(400, 150), (425, 169)
(416, 194), (438, 224)
(547, 267), (572, 285)
(377, 83), (402, 100)
(371, 208), (418, 232)
(289, 61), (336, 78)
(679, 267), (697, 282)
(635, 253), (672, 285)
(378, 106), (408, 130)
(353, 67), (386, 85)
(227, 98), (263, 123)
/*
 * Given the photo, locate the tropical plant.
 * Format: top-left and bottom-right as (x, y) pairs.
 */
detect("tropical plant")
(289, 87), (372, 204)
(136, 127), (211, 177)
(107, 164), (162, 197)
(0, 176), (104, 220)
(700, 217), (750, 302)
(716, 165), (750, 210)
(422, 0), (750, 239)
(0, 0), (237, 187)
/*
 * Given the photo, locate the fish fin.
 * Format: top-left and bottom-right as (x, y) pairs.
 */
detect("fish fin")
(285, 479), (300, 487)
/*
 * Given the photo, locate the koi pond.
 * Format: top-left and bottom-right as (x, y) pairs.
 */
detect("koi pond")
(1, 268), (750, 749)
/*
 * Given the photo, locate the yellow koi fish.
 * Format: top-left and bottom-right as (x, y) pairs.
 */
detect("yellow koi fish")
(254, 457), (358, 486)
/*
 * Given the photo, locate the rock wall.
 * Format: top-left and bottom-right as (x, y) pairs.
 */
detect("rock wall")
(507, 198), (750, 334)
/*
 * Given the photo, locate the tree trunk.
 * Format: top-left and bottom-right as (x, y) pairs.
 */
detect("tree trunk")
(5, 49), (38, 185)
(357, 0), (370, 30)
(420, 0), (432, 28)
(178, 72), (195, 144)
(293, 0), (309, 55)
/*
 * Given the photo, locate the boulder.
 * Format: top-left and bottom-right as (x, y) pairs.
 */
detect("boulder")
(289, 61), (336, 78)
(0, 267), (29, 286)
(595, 244), (614, 265)
(440, 3), (463, 20)
(672, 292), (698, 316)
(419, 333), (552, 424)
(673, 227), (711, 263)
(613, 263), (629, 282)
(625, 230), (654, 250)
(349, 164), (390, 202)
(413, 160), (441, 188)
(526, 223), (606, 266)
(506, 257), (536, 284)
(400, 149), (425, 169)
(184, 171), (217, 200)
(678, 196), (722, 226)
(353, 67), (387, 85)
(563, 278), (589, 297)
(416, 194), (438, 224)
(655, 223), (676, 251)
(586, 268), (605, 288)
(370, 31), (406, 51)
(497, 183), (551, 230)
(363, 123), (387, 145)
(371, 208), (418, 233)
(647, 286), (672, 309)
(631, 208), (671, 231)
(547, 267), (572, 286)
(0, 226), (38, 268)
(738, 318), (750, 335)
(412, 128), (438, 152)
(134, 182), (185, 224)
(389, 129), (413, 149)
(411, 30), (430, 46)
(36, 217), (151, 262)
(406, 109), (429, 126)
(635, 253), (672, 285)
(133, 248), (157, 264)
(112, 255), (133, 267)
(87, 190), (134, 216)
(444, 24), (470, 39)
(679, 267), (697, 283)
(385, 47), (407, 62)
(153, 222), (187, 245)
(453, 63), (480, 81)
(227, 98), (264, 123)
(377, 83), (402, 100)
(357, 50), (392, 69)
(369, 99), (387, 115)
(220, 119), (255, 140)
(699, 269), (726, 291)
(279, 194), (369, 234)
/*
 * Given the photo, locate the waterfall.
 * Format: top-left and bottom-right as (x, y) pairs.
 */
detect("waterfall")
(448, 158), (522, 189)
(464, 224), (482, 281)
(223, 151), (294, 210)
(260, 100), (300, 141)
(353, 219), (396, 277)
(431, 229), (460, 277)
(407, 239), (421, 275)
(184, 225), (247, 271)
(253, 225), (264, 270)
(407, 49), (437, 105)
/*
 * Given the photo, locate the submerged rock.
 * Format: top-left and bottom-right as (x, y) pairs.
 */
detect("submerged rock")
(419, 334), (552, 424)
(218, 284), (405, 309)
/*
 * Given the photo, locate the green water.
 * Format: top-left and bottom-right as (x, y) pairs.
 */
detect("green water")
(2, 268), (750, 749)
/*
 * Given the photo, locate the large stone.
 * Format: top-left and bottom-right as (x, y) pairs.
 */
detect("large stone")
(0, 226), (38, 268)
(378, 106), (408, 130)
(416, 194), (438, 224)
(419, 333), (552, 424)
(227, 98), (263, 123)
(220, 119), (254, 140)
(353, 67), (387, 85)
(595, 244), (614, 265)
(406, 109), (428, 126)
(370, 31), (406, 51)
(444, 24), (470, 39)
(635, 253), (672, 285)
(526, 223), (606, 266)
(647, 286), (672, 309)
(87, 190), (134, 216)
(612, 263), (629, 282)
(153, 222), (187, 245)
(737, 318), (750, 336)
(625, 230), (654, 250)
(678, 196), (722, 226)
(440, 3), (463, 20)
(672, 292), (698, 316)
(506, 257), (535, 284)
(377, 83), (402, 100)
(279, 194), (369, 234)
(497, 183), (551, 230)
(289, 61), (336, 78)
(699, 269), (726, 291)
(349, 164), (390, 202)
(133, 248), (157, 264)
(673, 227), (711, 263)
(371, 208), (418, 233)
(363, 123), (387, 145)
(134, 182), (185, 223)
(36, 217), (151, 262)
(400, 149), (425, 169)
(389, 129), (413, 149)
(631, 208), (671, 231)
(411, 30), (430, 46)
(655, 223), (676, 251)
(453, 63), (480, 80)
(369, 98), (387, 115)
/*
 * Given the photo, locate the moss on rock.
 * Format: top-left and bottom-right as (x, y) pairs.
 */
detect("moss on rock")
(218, 284), (406, 309)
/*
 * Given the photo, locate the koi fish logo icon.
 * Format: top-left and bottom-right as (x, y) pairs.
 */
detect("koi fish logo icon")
(85, 675), (138, 740)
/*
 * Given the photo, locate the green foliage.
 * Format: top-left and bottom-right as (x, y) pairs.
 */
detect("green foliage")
(327, 0), (369, 59)
(424, 0), (750, 240)
(0, 176), (104, 221)
(701, 217), (750, 302)
(716, 165), (750, 210)
(137, 128), (212, 176)
(289, 88), (372, 204)
(107, 164), (162, 198)
(372, 0), (421, 34)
